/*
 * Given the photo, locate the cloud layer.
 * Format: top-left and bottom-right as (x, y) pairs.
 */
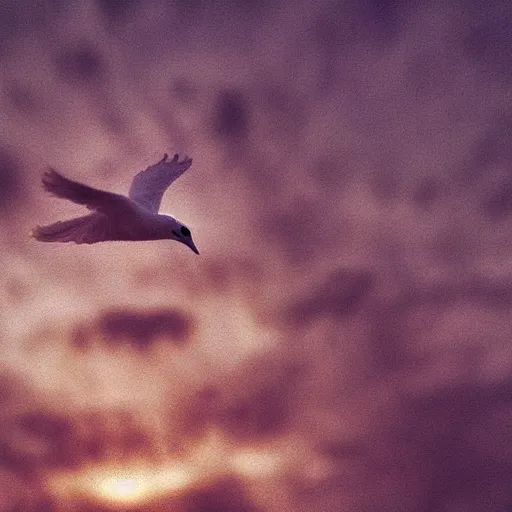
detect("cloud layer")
(1, 0), (512, 510)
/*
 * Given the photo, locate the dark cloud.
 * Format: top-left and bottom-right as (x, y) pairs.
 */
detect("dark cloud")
(11, 406), (159, 476)
(32, 498), (57, 512)
(370, 302), (407, 372)
(78, 430), (105, 461)
(398, 381), (512, 511)
(5, 274), (32, 304)
(308, 0), (404, 72)
(464, 277), (512, 308)
(14, 410), (79, 470)
(260, 84), (309, 136)
(0, 1), (61, 50)
(172, 0), (207, 21)
(171, 78), (198, 104)
(212, 90), (249, 140)
(98, 108), (130, 136)
(54, 45), (105, 85)
(370, 162), (401, 203)
(431, 227), (473, 266)
(17, 412), (73, 444)
(218, 358), (303, 441)
(17, 411), (74, 468)
(74, 410), (118, 462)
(175, 386), (219, 442)
(176, 358), (302, 444)
(0, 376), (44, 480)
(183, 477), (260, 512)
(0, 148), (22, 212)
(460, 114), (512, 186)
(0, 441), (38, 479)
(202, 257), (263, 293)
(464, 18), (512, 80)
(412, 176), (439, 208)
(231, 0), (272, 19)
(115, 410), (153, 458)
(71, 324), (90, 351)
(483, 180), (512, 218)
(96, 0), (137, 24)
(0, 373), (24, 404)
(287, 268), (375, 326)
(72, 408), (156, 462)
(311, 155), (355, 191)
(3, 81), (40, 116)
(359, 0), (405, 44)
(260, 200), (326, 263)
(219, 385), (288, 441)
(97, 308), (193, 350)
(318, 439), (368, 462)
(370, 276), (512, 375)
(405, 53), (441, 99)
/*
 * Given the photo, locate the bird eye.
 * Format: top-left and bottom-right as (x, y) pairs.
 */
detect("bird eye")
(180, 226), (190, 237)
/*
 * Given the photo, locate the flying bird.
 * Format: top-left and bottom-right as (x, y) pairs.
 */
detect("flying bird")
(31, 153), (199, 254)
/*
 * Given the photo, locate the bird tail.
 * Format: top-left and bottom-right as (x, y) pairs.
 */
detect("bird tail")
(31, 214), (108, 244)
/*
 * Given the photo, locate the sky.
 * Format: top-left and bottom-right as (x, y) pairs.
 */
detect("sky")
(1, 0), (512, 510)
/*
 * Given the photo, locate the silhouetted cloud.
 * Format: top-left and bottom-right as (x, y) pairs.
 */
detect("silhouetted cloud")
(71, 308), (195, 351)
(183, 477), (260, 512)
(0, 441), (38, 479)
(54, 45), (105, 85)
(212, 89), (249, 140)
(287, 268), (375, 326)
(17, 411), (74, 468)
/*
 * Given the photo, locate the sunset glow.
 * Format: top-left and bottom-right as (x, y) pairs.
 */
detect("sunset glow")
(2, 0), (511, 510)
(47, 438), (289, 508)
(230, 448), (282, 478)
(98, 475), (146, 504)
(51, 462), (194, 507)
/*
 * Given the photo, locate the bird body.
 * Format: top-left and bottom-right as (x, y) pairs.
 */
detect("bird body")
(32, 154), (199, 254)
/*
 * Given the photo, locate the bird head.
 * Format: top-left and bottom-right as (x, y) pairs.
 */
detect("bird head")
(170, 222), (199, 255)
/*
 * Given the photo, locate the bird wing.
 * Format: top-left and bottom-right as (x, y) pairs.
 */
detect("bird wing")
(31, 213), (113, 244)
(42, 169), (135, 216)
(128, 153), (193, 213)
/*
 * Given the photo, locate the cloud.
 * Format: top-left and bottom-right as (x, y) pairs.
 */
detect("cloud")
(54, 44), (106, 86)
(286, 268), (375, 325)
(97, 0), (138, 25)
(71, 308), (194, 351)
(183, 477), (261, 512)
(1, 0), (512, 510)
(212, 89), (250, 140)
(0, 147), (23, 213)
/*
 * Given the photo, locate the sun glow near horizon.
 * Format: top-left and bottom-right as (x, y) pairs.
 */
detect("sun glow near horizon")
(50, 461), (195, 507)
(94, 465), (193, 505)
(46, 430), (291, 508)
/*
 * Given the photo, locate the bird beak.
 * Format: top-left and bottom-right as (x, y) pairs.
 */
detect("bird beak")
(187, 239), (200, 255)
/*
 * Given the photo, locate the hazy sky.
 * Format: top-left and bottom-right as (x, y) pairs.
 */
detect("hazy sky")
(1, 0), (512, 511)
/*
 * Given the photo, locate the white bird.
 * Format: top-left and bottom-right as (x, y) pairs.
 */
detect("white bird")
(31, 153), (199, 254)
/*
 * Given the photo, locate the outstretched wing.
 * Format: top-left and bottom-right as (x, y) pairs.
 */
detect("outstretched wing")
(42, 169), (134, 216)
(128, 153), (193, 213)
(31, 213), (112, 244)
